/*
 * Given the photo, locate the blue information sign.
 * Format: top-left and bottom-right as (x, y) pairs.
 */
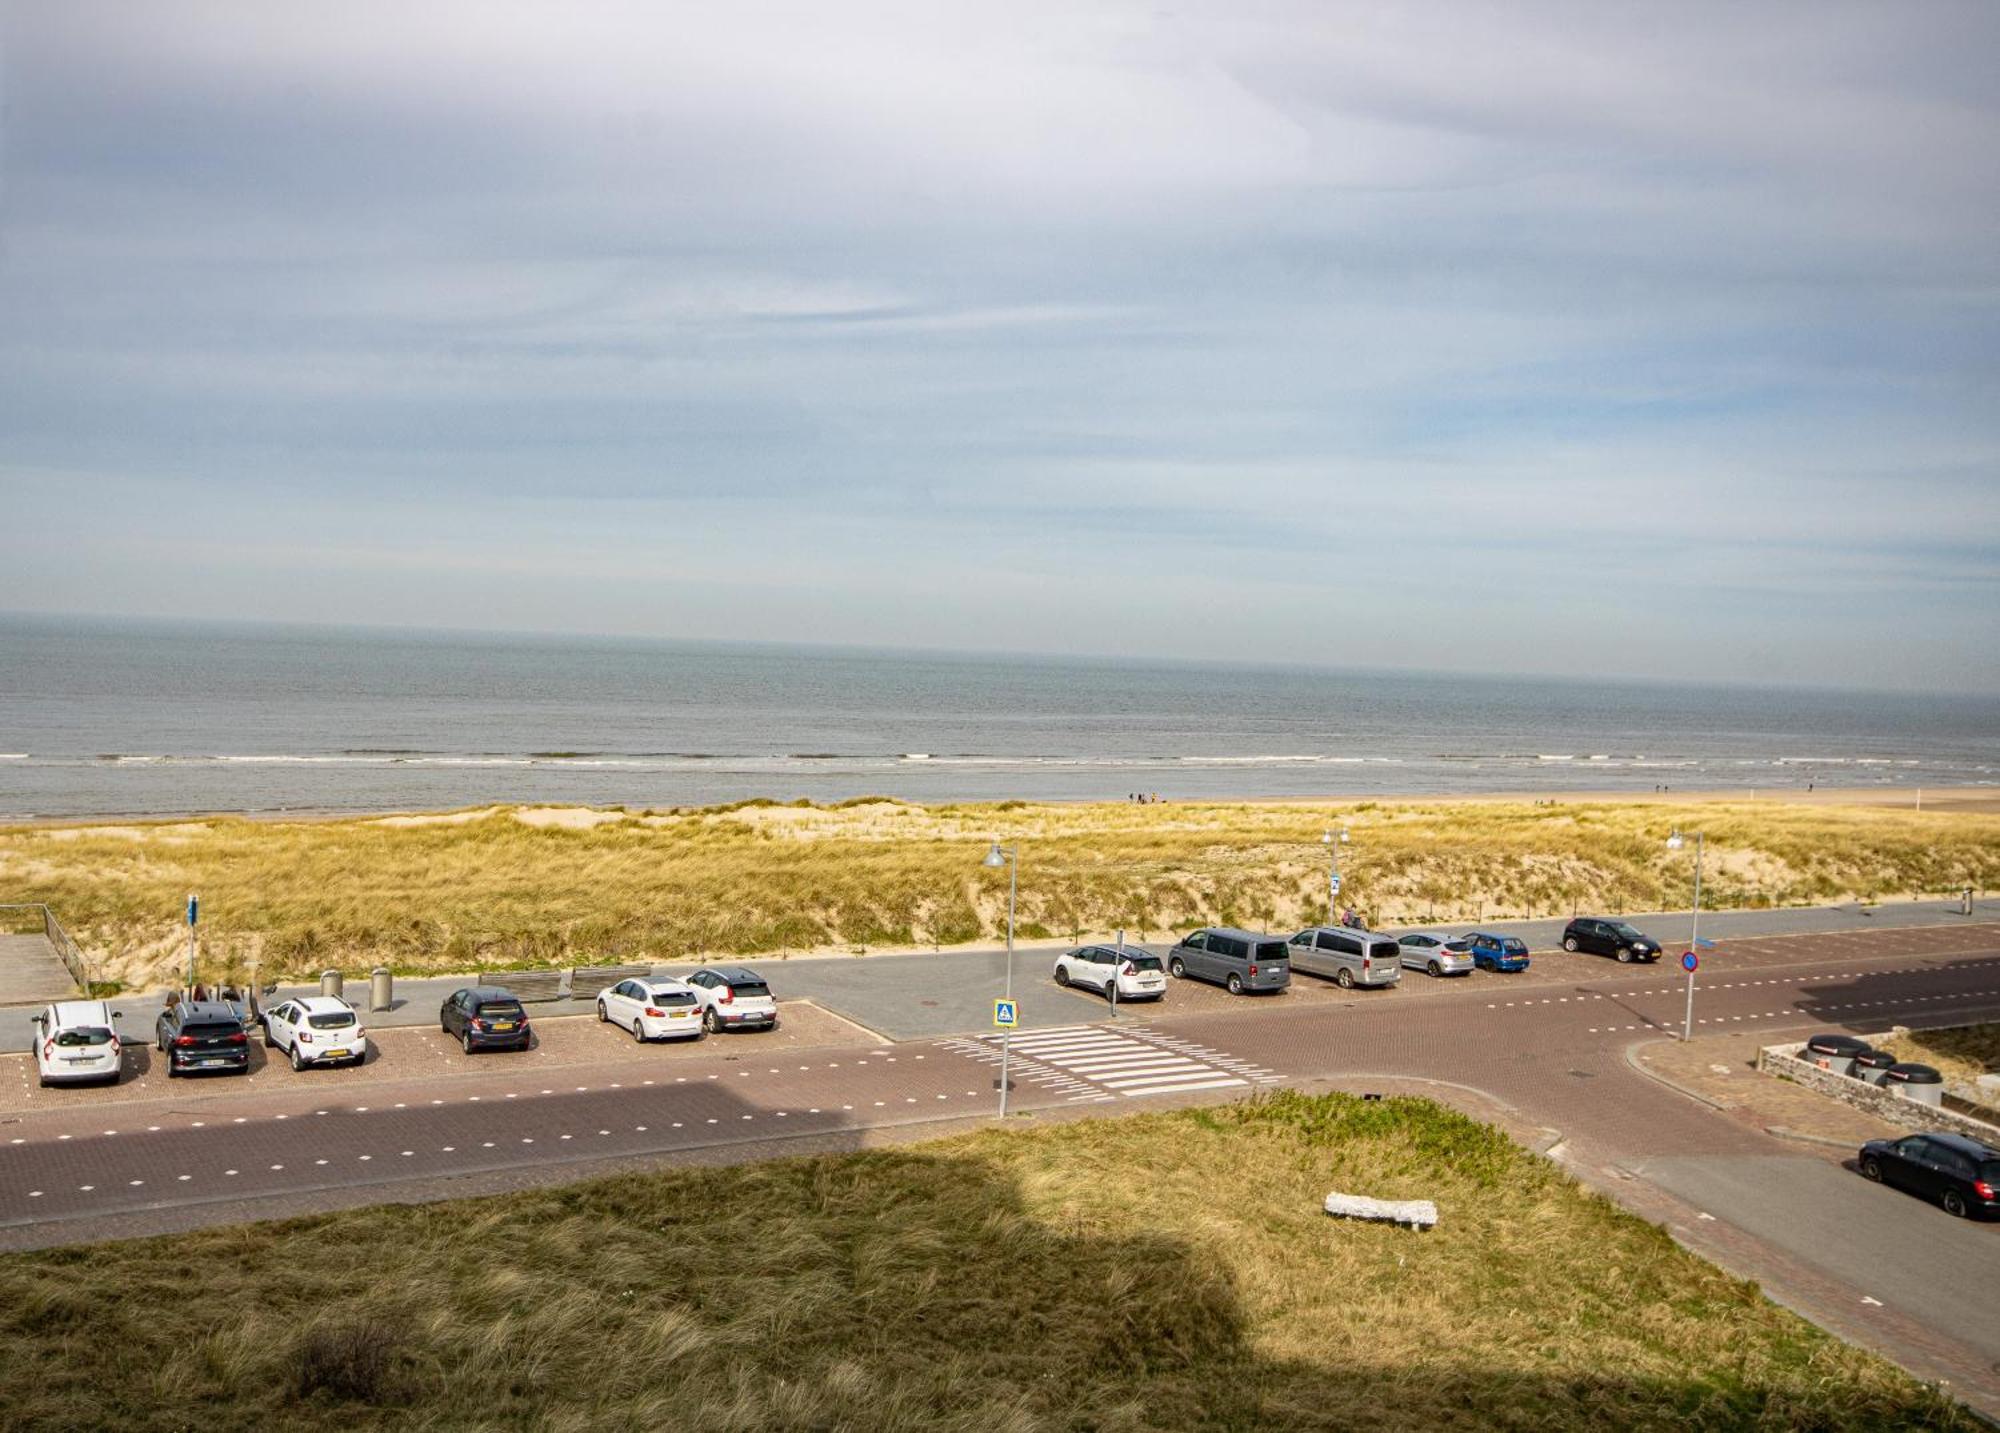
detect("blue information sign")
(1680, 951), (1698, 973)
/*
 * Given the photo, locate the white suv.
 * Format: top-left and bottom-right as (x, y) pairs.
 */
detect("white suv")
(596, 977), (705, 1042)
(262, 995), (368, 1070)
(1053, 945), (1168, 1001)
(32, 1000), (125, 1087)
(684, 967), (779, 1033)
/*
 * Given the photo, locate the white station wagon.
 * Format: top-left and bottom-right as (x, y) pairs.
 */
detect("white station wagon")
(32, 1000), (125, 1087)
(596, 977), (705, 1042)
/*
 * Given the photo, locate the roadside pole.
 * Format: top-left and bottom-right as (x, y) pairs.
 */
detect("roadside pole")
(1110, 928), (1122, 1020)
(1678, 833), (1703, 1041)
(983, 842), (1020, 1117)
(185, 892), (199, 994)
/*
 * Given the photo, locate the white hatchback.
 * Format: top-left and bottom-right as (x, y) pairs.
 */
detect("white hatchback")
(263, 995), (369, 1070)
(596, 978), (705, 1042)
(1053, 945), (1169, 1001)
(33, 1000), (125, 1087)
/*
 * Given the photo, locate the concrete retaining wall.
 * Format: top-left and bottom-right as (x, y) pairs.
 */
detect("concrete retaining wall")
(1758, 1041), (2000, 1142)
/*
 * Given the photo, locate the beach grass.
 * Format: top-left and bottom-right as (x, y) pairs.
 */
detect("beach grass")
(2, 796), (1995, 984)
(0, 1091), (1969, 1432)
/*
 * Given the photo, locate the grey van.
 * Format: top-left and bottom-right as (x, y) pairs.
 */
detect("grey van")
(1287, 927), (1403, 989)
(1166, 927), (1291, 995)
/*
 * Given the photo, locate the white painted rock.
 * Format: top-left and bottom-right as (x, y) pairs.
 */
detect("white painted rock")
(1323, 1192), (1438, 1228)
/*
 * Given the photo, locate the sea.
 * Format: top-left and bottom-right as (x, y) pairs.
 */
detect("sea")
(1, 614), (1995, 819)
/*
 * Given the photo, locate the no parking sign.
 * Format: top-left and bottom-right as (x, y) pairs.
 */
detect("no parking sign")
(1681, 951), (1698, 973)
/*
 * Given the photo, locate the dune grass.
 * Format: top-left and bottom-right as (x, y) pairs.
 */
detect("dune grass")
(1877, 1023), (2000, 1087)
(2, 796), (1995, 984)
(0, 1092), (1967, 1432)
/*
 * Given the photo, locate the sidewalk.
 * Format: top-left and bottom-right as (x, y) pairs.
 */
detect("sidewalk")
(1630, 1029), (1902, 1149)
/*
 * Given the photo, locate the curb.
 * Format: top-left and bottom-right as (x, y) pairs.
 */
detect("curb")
(1621, 1037), (1737, 1114)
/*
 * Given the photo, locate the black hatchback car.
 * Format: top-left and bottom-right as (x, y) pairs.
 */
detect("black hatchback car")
(1561, 917), (1662, 963)
(1858, 1132), (2000, 1220)
(440, 986), (532, 1053)
(155, 1000), (252, 1077)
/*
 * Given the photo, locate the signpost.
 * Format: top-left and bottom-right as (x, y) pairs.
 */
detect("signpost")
(185, 892), (199, 992)
(993, 997), (1018, 1116)
(1681, 951), (1698, 973)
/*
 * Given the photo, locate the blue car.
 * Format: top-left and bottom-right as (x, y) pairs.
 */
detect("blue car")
(1463, 932), (1531, 972)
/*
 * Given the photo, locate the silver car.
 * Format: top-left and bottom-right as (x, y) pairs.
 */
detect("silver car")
(1286, 926), (1402, 989)
(1393, 932), (1476, 977)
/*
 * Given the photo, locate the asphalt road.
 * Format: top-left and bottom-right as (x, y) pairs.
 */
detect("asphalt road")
(3, 914), (1999, 1413)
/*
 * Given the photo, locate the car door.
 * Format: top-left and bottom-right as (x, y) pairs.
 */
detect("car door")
(1086, 948), (1114, 991)
(686, 971), (714, 1013)
(605, 981), (635, 1028)
(1175, 931), (1207, 979)
(443, 992), (468, 1036)
(1884, 1136), (1931, 1194)
(268, 1002), (295, 1052)
(1320, 930), (1358, 978)
(1287, 931), (1317, 977)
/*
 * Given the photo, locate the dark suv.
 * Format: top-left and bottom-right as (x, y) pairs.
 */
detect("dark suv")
(1561, 917), (1662, 963)
(154, 1000), (252, 1077)
(440, 986), (532, 1053)
(1858, 1132), (2000, 1220)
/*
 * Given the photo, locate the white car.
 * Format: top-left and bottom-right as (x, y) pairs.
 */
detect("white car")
(1393, 932), (1476, 977)
(32, 1000), (124, 1087)
(596, 977), (705, 1042)
(684, 966), (780, 1032)
(262, 995), (368, 1070)
(1053, 945), (1168, 1001)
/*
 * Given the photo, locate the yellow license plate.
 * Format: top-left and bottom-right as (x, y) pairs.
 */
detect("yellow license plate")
(491, 1022), (516, 1032)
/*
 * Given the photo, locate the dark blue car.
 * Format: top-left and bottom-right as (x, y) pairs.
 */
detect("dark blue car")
(1463, 932), (1531, 972)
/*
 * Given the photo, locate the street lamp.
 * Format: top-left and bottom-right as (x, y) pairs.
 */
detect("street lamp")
(983, 841), (1018, 1116)
(1667, 829), (1704, 1040)
(1321, 827), (1350, 926)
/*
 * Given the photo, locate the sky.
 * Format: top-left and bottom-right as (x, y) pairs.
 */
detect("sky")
(2, 1), (1997, 692)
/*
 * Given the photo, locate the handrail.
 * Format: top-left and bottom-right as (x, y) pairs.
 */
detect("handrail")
(0, 902), (91, 994)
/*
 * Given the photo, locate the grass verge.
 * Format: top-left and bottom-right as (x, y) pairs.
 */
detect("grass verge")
(3, 796), (1995, 983)
(0, 1092), (1970, 1431)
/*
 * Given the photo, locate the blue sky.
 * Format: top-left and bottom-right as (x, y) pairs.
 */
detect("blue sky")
(2, 1), (1996, 691)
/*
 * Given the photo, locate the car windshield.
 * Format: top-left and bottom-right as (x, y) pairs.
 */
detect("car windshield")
(476, 1002), (525, 1020)
(307, 1012), (356, 1029)
(729, 982), (772, 999)
(1501, 939), (1528, 955)
(1609, 924), (1644, 940)
(1124, 955), (1164, 972)
(651, 991), (698, 1008)
(55, 1027), (114, 1047)
(1254, 942), (1288, 961)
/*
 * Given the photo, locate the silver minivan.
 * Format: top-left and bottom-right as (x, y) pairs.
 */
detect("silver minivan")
(1287, 926), (1403, 989)
(1166, 927), (1291, 995)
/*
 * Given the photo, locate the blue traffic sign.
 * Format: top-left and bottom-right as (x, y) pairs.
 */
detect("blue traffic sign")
(1328, 873), (1343, 894)
(187, 893), (199, 927)
(993, 998), (1019, 1029)
(1680, 951), (1698, 973)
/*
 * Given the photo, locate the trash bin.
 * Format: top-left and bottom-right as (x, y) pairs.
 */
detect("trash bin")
(1803, 1033), (1870, 1078)
(370, 966), (392, 1013)
(319, 969), (344, 998)
(1851, 1048), (1897, 1086)
(1883, 1062), (1944, 1107)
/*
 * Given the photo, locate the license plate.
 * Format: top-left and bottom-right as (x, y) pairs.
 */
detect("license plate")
(200, 1057), (227, 1066)
(671, 1010), (690, 1018)
(324, 1048), (350, 1059)
(491, 1022), (516, 1031)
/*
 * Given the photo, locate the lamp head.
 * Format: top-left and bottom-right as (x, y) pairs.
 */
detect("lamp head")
(982, 842), (1007, 869)
(1666, 830), (1685, 851)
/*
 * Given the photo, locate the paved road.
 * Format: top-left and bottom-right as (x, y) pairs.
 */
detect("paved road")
(3, 917), (1998, 1412)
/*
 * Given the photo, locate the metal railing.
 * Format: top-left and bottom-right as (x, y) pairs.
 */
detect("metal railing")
(0, 903), (91, 994)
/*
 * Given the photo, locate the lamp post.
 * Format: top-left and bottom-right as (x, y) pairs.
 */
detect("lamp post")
(1667, 829), (1703, 1040)
(983, 841), (1018, 1116)
(1322, 828), (1350, 926)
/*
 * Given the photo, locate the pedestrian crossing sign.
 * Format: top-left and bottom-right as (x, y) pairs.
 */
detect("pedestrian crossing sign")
(993, 999), (1019, 1028)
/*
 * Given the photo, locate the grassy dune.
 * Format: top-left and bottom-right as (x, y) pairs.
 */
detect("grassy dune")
(0, 1093), (1967, 1432)
(3, 796), (1995, 985)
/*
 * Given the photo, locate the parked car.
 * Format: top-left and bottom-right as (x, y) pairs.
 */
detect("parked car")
(1166, 927), (1290, 995)
(155, 999), (252, 1077)
(597, 977), (705, 1041)
(1858, 1132), (2000, 1220)
(1052, 945), (1168, 1001)
(685, 966), (780, 1032)
(32, 999), (125, 1087)
(262, 995), (368, 1070)
(1393, 932), (1475, 977)
(1561, 917), (1662, 963)
(1286, 926), (1402, 989)
(439, 986), (532, 1053)
(1462, 932), (1532, 973)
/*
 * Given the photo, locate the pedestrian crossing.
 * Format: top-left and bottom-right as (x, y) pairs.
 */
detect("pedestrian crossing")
(939, 1024), (1283, 1102)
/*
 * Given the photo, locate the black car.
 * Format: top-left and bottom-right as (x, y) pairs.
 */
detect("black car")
(1858, 1132), (2000, 1220)
(154, 999), (252, 1077)
(440, 986), (532, 1053)
(1561, 917), (1662, 963)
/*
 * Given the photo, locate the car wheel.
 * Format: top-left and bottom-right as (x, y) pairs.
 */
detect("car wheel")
(1335, 968), (1355, 989)
(1563, 937), (1579, 952)
(1943, 1189), (1969, 1218)
(632, 1019), (647, 1044)
(462, 1031), (475, 1055)
(1428, 961), (1442, 977)
(1860, 1157), (1883, 1182)
(704, 1008), (719, 1033)
(1054, 967), (1071, 988)
(596, 1000), (608, 1023)
(1169, 957), (1186, 979)
(1226, 972), (1244, 995)
(290, 1044), (306, 1072)
(1616, 948), (1634, 963)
